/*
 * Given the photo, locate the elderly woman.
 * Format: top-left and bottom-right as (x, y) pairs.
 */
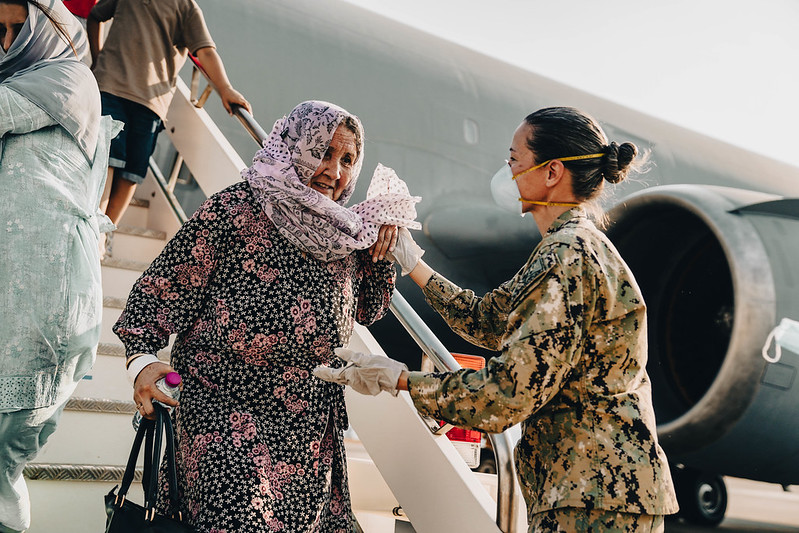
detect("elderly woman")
(114, 100), (420, 532)
(0, 1), (118, 531)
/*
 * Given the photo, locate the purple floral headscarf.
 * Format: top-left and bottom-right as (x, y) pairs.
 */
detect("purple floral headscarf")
(243, 101), (421, 262)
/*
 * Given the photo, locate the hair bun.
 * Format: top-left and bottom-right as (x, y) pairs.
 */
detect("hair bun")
(603, 141), (637, 184)
(617, 142), (637, 169)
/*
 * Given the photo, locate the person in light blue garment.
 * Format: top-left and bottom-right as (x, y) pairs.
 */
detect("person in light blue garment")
(0, 1), (120, 531)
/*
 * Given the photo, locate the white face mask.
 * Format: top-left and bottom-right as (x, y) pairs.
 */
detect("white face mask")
(762, 317), (799, 363)
(490, 159), (586, 215)
(490, 164), (524, 216)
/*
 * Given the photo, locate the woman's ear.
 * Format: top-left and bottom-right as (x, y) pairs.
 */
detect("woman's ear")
(545, 159), (567, 187)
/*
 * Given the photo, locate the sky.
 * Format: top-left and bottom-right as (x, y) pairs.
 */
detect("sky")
(342, 0), (799, 169)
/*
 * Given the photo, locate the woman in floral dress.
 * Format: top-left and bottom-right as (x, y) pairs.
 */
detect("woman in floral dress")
(114, 101), (421, 532)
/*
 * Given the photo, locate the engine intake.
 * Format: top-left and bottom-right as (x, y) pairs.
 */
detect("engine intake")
(605, 185), (799, 483)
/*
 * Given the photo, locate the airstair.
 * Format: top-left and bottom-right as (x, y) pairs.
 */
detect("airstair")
(22, 63), (527, 533)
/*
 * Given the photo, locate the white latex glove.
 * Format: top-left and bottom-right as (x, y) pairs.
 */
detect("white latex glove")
(313, 348), (408, 396)
(386, 227), (424, 276)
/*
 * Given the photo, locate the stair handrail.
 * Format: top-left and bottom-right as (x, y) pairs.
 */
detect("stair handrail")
(389, 291), (520, 533)
(188, 54), (269, 144)
(149, 56), (522, 533)
(148, 156), (188, 224)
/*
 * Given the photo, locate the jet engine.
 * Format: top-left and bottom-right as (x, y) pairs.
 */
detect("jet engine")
(605, 184), (799, 524)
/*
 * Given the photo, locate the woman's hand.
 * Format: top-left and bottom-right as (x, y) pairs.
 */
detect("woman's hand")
(194, 47), (252, 115)
(369, 224), (398, 262)
(386, 227), (425, 276)
(218, 85), (252, 115)
(313, 348), (408, 396)
(133, 361), (179, 420)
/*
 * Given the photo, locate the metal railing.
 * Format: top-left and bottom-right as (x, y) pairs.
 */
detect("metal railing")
(148, 156), (188, 223)
(148, 56), (521, 533)
(390, 292), (520, 532)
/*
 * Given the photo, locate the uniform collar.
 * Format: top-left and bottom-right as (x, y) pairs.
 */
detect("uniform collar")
(544, 206), (588, 236)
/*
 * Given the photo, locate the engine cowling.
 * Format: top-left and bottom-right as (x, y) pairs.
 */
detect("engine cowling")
(605, 184), (799, 484)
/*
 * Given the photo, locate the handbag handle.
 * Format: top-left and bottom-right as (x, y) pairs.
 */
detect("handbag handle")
(161, 403), (182, 515)
(117, 415), (153, 501)
(115, 404), (180, 516)
(143, 405), (165, 510)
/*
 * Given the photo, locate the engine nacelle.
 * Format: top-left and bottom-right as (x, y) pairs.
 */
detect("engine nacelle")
(605, 184), (799, 484)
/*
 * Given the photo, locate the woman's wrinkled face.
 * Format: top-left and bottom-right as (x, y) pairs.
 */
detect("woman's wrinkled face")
(0, 2), (27, 53)
(309, 124), (358, 202)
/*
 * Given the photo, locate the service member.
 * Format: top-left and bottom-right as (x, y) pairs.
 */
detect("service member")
(315, 107), (680, 532)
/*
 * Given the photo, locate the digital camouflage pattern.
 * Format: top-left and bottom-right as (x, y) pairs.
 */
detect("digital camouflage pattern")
(529, 507), (665, 532)
(407, 208), (678, 521)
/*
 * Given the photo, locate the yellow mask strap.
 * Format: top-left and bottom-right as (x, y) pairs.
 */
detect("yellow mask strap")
(518, 198), (581, 207)
(511, 152), (606, 180)
(512, 153), (604, 208)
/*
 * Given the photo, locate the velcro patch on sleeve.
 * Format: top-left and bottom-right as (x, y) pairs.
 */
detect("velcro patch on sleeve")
(510, 254), (557, 309)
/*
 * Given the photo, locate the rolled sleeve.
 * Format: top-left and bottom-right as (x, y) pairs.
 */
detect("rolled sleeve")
(182, 4), (215, 54)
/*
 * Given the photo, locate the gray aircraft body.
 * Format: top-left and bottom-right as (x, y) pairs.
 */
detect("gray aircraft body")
(179, 0), (799, 526)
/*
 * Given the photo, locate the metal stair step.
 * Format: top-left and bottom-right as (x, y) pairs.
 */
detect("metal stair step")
(24, 462), (136, 484)
(115, 224), (166, 241)
(101, 256), (151, 272)
(107, 225), (167, 264)
(116, 196), (150, 228)
(24, 456), (402, 533)
(35, 406), (139, 467)
(103, 295), (127, 309)
(65, 397), (136, 415)
(101, 259), (148, 300)
(25, 450), (399, 533)
(25, 467), (140, 533)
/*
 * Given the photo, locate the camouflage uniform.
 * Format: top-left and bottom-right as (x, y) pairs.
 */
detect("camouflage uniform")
(529, 508), (665, 532)
(406, 208), (679, 525)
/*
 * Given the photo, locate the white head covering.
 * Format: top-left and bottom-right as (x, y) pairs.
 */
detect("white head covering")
(0, 0), (99, 161)
(243, 100), (421, 262)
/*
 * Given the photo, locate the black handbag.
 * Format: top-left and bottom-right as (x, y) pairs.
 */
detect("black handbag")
(104, 404), (197, 532)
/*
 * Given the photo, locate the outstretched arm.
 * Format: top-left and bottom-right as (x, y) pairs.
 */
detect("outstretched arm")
(390, 228), (511, 349)
(408, 259), (435, 289)
(194, 46), (251, 115)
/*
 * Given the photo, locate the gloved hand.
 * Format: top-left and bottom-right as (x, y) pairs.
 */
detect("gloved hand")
(386, 227), (424, 276)
(313, 348), (408, 396)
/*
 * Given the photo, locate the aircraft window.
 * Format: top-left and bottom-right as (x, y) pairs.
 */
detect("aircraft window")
(463, 118), (479, 145)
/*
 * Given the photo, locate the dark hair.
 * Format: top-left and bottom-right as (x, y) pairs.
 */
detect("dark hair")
(340, 114), (362, 162)
(523, 107), (639, 202)
(1, 0), (78, 57)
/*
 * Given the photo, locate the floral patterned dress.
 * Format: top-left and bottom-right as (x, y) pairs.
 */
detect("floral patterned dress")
(114, 181), (395, 532)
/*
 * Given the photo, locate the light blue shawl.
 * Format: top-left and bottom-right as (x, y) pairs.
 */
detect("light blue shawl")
(0, 0), (99, 161)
